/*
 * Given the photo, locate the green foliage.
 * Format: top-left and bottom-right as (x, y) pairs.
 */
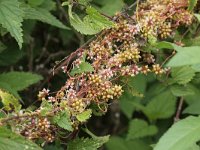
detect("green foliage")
(167, 46), (200, 67)
(68, 5), (114, 35)
(76, 109), (92, 122)
(23, 6), (69, 29)
(169, 66), (196, 85)
(143, 90), (176, 121)
(70, 62), (94, 76)
(0, 126), (42, 150)
(0, 0), (24, 48)
(127, 119), (158, 140)
(170, 85), (194, 97)
(0, 89), (21, 111)
(53, 110), (73, 131)
(0, 71), (43, 99)
(68, 135), (109, 150)
(188, 0), (198, 11)
(154, 116), (200, 150)
(106, 137), (151, 150)
(40, 100), (53, 116)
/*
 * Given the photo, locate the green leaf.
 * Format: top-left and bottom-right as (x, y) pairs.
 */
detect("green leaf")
(53, 111), (73, 131)
(23, 5), (69, 29)
(144, 90), (176, 121)
(70, 62), (94, 76)
(0, 0), (24, 48)
(68, 5), (114, 35)
(154, 116), (200, 150)
(99, 0), (124, 16)
(183, 100), (200, 115)
(27, 0), (44, 6)
(68, 135), (109, 150)
(167, 46), (200, 67)
(188, 0), (197, 11)
(106, 137), (151, 150)
(127, 119), (158, 140)
(170, 85), (194, 97)
(0, 126), (42, 150)
(170, 66), (196, 85)
(0, 71), (43, 91)
(40, 100), (53, 116)
(76, 109), (92, 122)
(154, 41), (179, 50)
(0, 89), (21, 111)
(195, 14), (200, 22)
(0, 46), (24, 66)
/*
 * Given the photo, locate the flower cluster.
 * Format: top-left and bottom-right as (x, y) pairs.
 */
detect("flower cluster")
(1, 0), (194, 143)
(14, 117), (55, 142)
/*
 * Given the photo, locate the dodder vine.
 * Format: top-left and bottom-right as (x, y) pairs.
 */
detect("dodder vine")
(0, 0), (195, 146)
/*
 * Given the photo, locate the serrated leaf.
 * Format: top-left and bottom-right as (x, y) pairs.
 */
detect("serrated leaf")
(170, 66), (196, 85)
(188, 0), (197, 11)
(0, 126), (42, 150)
(23, 5), (69, 29)
(0, 0), (24, 48)
(167, 46), (200, 67)
(154, 116), (200, 150)
(68, 135), (109, 150)
(0, 89), (21, 111)
(53, 111), (73, 131)
(144, 90), (176, 121)
(0, 71), (43, 91)
(127, 119), (158, 140)
(76, 109), (92, 122)
(70, 62), (94, 76)
(68, 5), (114, 35)
(170, 85), (194, 97)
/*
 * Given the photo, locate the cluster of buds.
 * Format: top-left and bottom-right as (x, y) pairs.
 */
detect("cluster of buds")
(4, 0), (194, 143)
(15, 117), (55, 142)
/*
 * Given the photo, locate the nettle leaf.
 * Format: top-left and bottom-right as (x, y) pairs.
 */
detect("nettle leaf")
(23, 5), (69, 29)
(127, 119), (158, 140)
(53, 111), (73, 131)
(0, 72), (43, 92)
(68, 5), (114, 35)
(154, 116), (200, 150)
(167, 46), (200, 67)
(170, 66), (196, 85)
(76, 109), (92, 122)
(0, 0), (24, 48)
(188, 0), (198, 11)
(70, 62), (94, 76)
(68, 135), (109, 150)
(0, 126), (42, 150)
(143, 90), (176, 121)
(0, 89), (21, 111)
(170, 85), (194, 97)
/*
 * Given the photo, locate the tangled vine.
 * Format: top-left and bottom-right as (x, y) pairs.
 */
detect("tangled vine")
(0, 0), (195, 144)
